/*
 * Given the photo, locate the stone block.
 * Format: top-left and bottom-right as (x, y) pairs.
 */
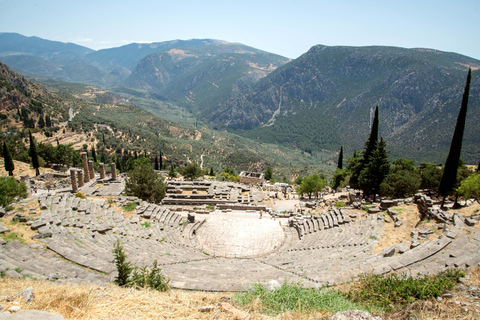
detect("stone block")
(465, 217), (476, 226)
(368, 207), (381, 214)
(30, 220), (47, 230)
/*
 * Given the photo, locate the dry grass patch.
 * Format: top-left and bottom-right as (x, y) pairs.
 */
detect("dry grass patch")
(374, 204), (421, 254)
(0, 157), (56, 177)
(1, 200), (45, 244)
(0, 277), (275, 319)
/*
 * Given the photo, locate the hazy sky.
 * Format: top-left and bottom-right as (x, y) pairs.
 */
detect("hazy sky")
(1, 0), (479, 60)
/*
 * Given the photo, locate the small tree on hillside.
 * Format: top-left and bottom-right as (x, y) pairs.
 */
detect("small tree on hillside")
(419, 163), (443, 193)
(296, 174), (327, 199)
(168, 164), (176, 178)
(456, 173), (480, 203)
(439, 69), (471, 207)
(264, 165), (273, 181)
(125, 159), (166, 203)
(3, 141), (15, 176)
(380, 158), (420, 199)
(180, 163), (202, 180)
(0, 177), (28, 209)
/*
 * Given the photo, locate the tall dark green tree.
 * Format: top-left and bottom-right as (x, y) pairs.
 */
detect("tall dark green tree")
(358, 137), (390, 200)
(364, 106), (379, 162)
(125, 159), (166, 203)
(3, 141), (15, 176)
(154, 155), (159, 171)
(439, 69), (471, 206)
(337, 146), (343, 169)
(350, 106), (379, 189)
(28, 131), (40, 176)
(159, 151), (163, 170)
(91, 145), (97, 163)
(37, 115), (45, 128)
(264, 165), (273, 181)
(45, 114), (52, 128)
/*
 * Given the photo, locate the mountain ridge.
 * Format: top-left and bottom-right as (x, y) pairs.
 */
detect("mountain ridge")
(1, 33), (479, 164)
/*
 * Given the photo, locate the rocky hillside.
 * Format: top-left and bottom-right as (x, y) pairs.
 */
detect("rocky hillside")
(3, 33), (480, 164)
(0, 61), (70, 128)
(124, 43), (289, 112)
(0, 33), (289, 91)
(206, 45), (480, 163)
(1, 63), (330, 175)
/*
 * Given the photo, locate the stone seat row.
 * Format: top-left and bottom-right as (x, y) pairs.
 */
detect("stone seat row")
(0, 241), (108, 283)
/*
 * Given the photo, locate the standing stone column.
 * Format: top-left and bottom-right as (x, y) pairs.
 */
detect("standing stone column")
(99, 163), (106, 179)
(70, 170), (78, 193)
(111, 163), (117, 180)
(88, 160), (95, 180)
(77, 169), (84, 187)
(81, 152), (90, 183)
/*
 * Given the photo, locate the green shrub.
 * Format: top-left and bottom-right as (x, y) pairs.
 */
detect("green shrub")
(0, 177), (27, 209)
(122, 202), (138, 212)
(75, 192), (87, 199)
(112, 240), (169, 291)
(352, 269), (465, 311)
(335, 201), (346, 208)
(112, 240), (132, 287)
(0, 232), (26, 244)
(235, 281), (367, 316)
(130, 260), (169, 291)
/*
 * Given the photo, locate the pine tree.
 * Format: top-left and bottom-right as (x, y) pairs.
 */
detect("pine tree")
(337, 146), (343, 169)
(91, 145), (97, 162)
(3, 141), (15, 176)
(439, 69), (471, 205)
(29, 131), (40, 176)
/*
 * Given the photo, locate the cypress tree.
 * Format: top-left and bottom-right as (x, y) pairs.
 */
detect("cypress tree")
(154, 155), (159, 170)
(3, 141), (15, 176)
(45, 114), (51, 127)
(209, 167), (215, 176)
(364, 105), (379, 162)
(159, 151), (163, 170)
(337, 146), (343, 169)
(477, 160), (479, 173)
(439, 69), (471, 205)
(350, 106), (379, 189)
(91, 145), (97, 163)
(29, 130), (40, 176)
(37, 115), (45, 128)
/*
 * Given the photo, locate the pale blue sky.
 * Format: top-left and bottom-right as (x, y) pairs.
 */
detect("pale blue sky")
(1, 0), (479, 60)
